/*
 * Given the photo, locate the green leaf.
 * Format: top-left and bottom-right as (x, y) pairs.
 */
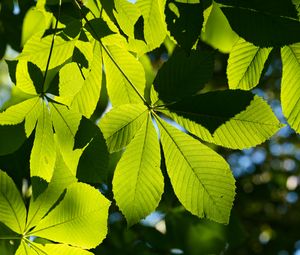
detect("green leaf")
(113, 114), (163, 226)
(50, 103), (83, 174)
(27, 62), (44, 94)
(71, 43), (103, 117)
(21, 7), (51, 46)
(0, 123), (27, 156)
(281, 44), (300, 133)
(85, 18), (114, 41)
(227, 38), (272, 90)
(216, 0), (298, 19)
(161, 90), (255, 133)
(220, 4), (300, 47)
(30, 101), (56, 181)
(28, 182), (110, 249)
(0, 170), (26, 234)
(136, 0), (167, 50)
(16, 242), (94, 255)
(114, 0), (141, 38)
(26, 152), (77, 232)
(166, 1), (203, 52)
(5, 60), (18, 84)
(75, 117), (109, 183)
(201, 2), (238, 53)
(156, 118), (235, 224)
(160, 92), (282, 149)
(19, 34), (76, 70)
(154, 49), (214, 103)
(15, 60), (38, 95)
(57, 62), (85, 105)
(99, 104), (148, 152)
(0, 97), (39, 128)
(103, 45), (146, 105)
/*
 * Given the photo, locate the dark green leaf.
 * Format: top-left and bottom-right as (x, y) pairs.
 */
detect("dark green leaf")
(0, 39), (6, 59)
(166, 1), (203, 52)
(85, 18), (114, 41)
(27, 62), (44, 94)
(220, 6), (300, 47)
(63, 20), (82, 38)
(72, 47), (89, 68)
(163, 90), (254, 133)
(134, 16), (145, 42)
(216, 0), (298, 18)
(74, 117), (99, 150)
(75, 117), (109, 183)
(0, 122), (27, 156)
(154, 49), (214, 103)
(5, 60), (18, 84)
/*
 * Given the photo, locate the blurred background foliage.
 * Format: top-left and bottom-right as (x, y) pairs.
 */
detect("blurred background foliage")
(0, 0), (300, 255)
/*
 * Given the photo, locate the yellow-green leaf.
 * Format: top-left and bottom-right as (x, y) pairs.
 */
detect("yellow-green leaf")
(29, 182), (110, 249)
(157, 118), (235, 224)
(0, 170), (26, 234)
(113, 114), (163, 226)
(228, 38), (272, 90)
(99, 104), (148, 152)
(30, 101), (56, 181)
(281, 43), (300, 133)
(103, 45), (146, 105)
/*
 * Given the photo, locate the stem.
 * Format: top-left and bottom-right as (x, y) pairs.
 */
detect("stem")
(0, 236), (22, 240)
(73, 0), (150, 108)
(41, 0), (62, 93)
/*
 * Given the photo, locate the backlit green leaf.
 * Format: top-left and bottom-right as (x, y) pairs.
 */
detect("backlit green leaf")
(136, 0), (167, 50)
(28, 182), (110, 249)
(227, 38), (272, 90)
(15, 60), (38, 95)
(16, 242), (94, 255)
(157, 118), (235, 224)
(71, 43), (103, 117)
(0, 97), (39, 128)
(281, 43), (300, 133)
(0, 170), (26, 234)
(160, 92), (282, 149)
(26, 152), (77, 232)
(50, 103), (83, 174)
(30, 101), (56, 182)
(99, 104), (148, 152)
(19, 34), (76, 70)
(113, 114), (163, 226)
(103, 45), (146, 106)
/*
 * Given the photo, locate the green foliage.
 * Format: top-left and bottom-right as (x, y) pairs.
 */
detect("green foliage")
(0, 168), (110, 254)
(1, 0), (300, 253)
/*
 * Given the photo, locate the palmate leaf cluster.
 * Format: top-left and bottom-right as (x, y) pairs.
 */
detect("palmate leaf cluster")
(0, 0), (299, 253)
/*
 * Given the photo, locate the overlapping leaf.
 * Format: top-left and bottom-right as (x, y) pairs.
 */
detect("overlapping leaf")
(136, 0), (167, 50)
(0, 169), (110, 254)
(227, 38), (272, 90)
(103, 45), (146, 106)
(19, 34), (76, 70)
(99, 104), (148, 152)
(281, 43), (300, 133)
(154, 49), (214, 103)
(217, 0), (300, 47)
(165, 1), (204, 52)
(158, 90), (282, 149)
